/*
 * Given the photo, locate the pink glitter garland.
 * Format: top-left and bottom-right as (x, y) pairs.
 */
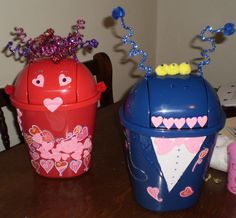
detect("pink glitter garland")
(5, 19), (98, 63)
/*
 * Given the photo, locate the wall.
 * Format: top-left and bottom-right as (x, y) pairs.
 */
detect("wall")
(0, 0), (157, 150)
(156, 0), (236, 87)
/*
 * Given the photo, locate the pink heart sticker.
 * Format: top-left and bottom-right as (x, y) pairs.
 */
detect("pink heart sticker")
(43, 97), (63, 112)
(30, 151), (40, 160)
(32, 74), (44, 87)
(180, 186), (194, 197)
(198, 116), (208, 127)
(70, 160), (82, 174)
(147, 186), (163, 202)
(186, 117), (197, 129)
(59, 74), (72, 86)
(77, 127), (89, 141)
(40, 159), (54, 174)
(151, 116), (163, 128)
(31, 160), (40, 172)
(55, 161), (68, 176)
(174, 118), (185, 129)
(163, 118), (174, 129)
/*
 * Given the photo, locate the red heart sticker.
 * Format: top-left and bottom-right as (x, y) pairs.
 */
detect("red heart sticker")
(180, 186), (194, 198)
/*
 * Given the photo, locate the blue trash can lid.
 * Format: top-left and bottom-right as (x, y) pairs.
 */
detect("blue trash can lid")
(120, 74), (225, 137)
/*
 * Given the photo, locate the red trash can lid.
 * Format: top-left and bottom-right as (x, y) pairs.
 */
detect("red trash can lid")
(9, 58), (104, 112)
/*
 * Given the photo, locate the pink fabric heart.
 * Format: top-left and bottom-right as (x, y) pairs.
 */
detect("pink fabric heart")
(151, 116), (163, 128)
(174, 118), (185, 129)
(43, 97), (63, 112)
(147, 186), (163, 202)
(186, 117), (197, 129)
(163, 118), (174, 129)
(197, 116), (208, 127)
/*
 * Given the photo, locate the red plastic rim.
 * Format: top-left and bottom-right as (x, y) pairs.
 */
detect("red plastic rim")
(10, 92), (101, 111)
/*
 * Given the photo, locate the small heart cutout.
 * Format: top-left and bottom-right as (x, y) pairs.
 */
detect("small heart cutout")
(32, 74), (44, 87)
(180, 186), (194, 197)
(40, 159), (54, 174)
(198, 116), (208, 127)
(186, 117), (197, 129)
(163, 118), (174, 129)
(70, 160), (82, 174)
(147, 186), (163, 202)
(29, 125), (41, 135)
(59, 74), (72, 86)
(151, 116), (163, 128)
(55, 161), (68, 176)
(174, 118), (185, 129)
(43, 97), (63, 112)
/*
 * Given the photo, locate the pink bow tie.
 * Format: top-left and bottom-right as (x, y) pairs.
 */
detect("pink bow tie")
(152, 137), (206, 155)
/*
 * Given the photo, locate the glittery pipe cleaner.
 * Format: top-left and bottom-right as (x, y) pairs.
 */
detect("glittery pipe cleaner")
(112, 6), (154, 78)
(5, 19), (98, 63)
(198, 23), (235, 76)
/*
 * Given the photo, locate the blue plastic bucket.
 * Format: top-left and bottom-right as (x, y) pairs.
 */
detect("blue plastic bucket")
(119, 74), (225, 211)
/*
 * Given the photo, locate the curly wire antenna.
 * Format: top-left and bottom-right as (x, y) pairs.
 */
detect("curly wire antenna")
(112, 6), (154, 78)
(198, 23), (235, 76)
(5, 19), (99, 63)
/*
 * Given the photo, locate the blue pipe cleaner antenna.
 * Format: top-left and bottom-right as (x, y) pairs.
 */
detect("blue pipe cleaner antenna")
(112, 6), (154, 78)
(198, 23), (235, 76)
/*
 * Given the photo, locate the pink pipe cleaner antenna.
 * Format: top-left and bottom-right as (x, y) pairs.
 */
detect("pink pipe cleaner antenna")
(5, 19), (98, 63)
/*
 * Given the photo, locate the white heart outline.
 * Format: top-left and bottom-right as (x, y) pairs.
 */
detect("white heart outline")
(32, 74), (44, 87)
(59, 73), (72, 86)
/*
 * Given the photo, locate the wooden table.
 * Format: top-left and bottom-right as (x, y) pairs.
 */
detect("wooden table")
(0, 103), (236, 218)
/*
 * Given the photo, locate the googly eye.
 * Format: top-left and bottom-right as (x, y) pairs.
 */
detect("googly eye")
(32, 74), (44, 87)
(59, 74), (72, 86)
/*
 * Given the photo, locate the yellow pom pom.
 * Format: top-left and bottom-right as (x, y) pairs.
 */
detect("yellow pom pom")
(179, 62), (191, 75)
(155, 64), (168, 76)
(168, 63), (179, 75)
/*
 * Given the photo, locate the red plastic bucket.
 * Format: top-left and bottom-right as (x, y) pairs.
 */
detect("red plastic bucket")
(6, 58), (106, 178)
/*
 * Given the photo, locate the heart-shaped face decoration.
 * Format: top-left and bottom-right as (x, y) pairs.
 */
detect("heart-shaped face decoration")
(43, 97), (63, 112)
(32, 74), (44, 87)
(59, 74), (72, 86)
